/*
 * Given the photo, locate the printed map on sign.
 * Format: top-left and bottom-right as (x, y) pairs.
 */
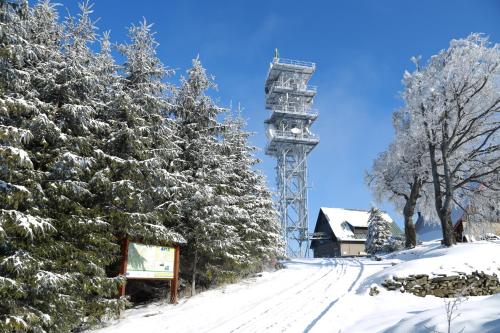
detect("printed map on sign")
(126, 243), (175, 279)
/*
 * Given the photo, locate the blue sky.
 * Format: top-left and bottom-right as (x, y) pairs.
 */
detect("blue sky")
(53, 0), (499, 229)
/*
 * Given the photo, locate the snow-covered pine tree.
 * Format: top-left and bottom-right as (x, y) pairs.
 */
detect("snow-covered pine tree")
(197, 111), (268, 282)
(1, 2), (281, 328)
(221, 111), (283, 273)
(1, 3), (182, 330)
(37, 3), (130, 328)
(365, 208), (393, 255)
(0, 2), (84, 331)
(248, 179), (285, 261)
(0, 2), (132, 330)
(93, 19), (184, 255)
(87, 19), (185, 304)
(172, 57), (244, 294)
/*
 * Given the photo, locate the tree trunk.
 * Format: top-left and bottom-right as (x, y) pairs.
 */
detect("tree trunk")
(191, 247), (198, 296)
(428, 142), (456, 246)
(402, 176), (422, 248)
(438, 209), (455, 246)
(440, 129), (456, 247)
(404, 214), (417, 248)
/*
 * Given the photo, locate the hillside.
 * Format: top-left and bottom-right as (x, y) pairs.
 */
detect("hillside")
(93, 241), (500, 332)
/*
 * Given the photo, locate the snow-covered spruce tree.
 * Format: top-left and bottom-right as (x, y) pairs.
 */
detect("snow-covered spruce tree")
(220, 111), (283, 274)
(1, 2), (135, 331)
(403, 34), (500, 246)
(189, 112), (250, 284)
(94, 19), (184, 264)
(172, 57), (246, 295)
(0, 2), (100, 331)
(1, 3), (182, 330)
(0, 2), (59, 331)
(38, 3), (132, 328)
(365, 208), (393, 255)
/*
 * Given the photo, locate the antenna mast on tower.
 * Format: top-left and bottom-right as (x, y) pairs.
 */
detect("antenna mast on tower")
(264, 52), (319, 257)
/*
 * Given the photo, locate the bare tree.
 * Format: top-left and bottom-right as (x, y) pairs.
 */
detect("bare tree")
(403, 34), (500, 246)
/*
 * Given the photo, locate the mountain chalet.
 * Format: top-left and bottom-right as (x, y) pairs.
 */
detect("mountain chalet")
(310, 207), (403, 258)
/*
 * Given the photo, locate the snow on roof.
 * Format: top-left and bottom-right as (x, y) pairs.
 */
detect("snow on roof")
(320, 207), (395, 241)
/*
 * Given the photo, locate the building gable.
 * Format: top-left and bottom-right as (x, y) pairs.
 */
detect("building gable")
(310, 209), (336, 248)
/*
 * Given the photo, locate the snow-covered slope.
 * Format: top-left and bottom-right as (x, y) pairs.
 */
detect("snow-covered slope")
(383, 293), (500, 333)
(93, 258), (384, 332)
(350, 240), (500, 332)
(360, 240), (500, 286)
(92, 241), (500, 333)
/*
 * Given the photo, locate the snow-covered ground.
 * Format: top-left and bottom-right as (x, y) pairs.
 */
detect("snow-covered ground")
(93, 241), (500, 333)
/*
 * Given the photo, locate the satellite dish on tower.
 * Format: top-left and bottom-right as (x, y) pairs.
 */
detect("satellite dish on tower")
(290, 127), (302, 135)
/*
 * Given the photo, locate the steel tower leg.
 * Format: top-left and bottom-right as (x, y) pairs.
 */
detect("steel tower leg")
(277, 147), (310, 257)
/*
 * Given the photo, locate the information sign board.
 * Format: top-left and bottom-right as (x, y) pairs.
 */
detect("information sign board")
(125, 243), (175, 279)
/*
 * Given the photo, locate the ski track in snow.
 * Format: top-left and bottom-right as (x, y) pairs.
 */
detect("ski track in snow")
(96, 258), (379, 333)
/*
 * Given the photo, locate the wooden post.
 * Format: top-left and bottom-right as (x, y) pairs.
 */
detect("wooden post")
(170, 245), (180, 304)
(118, 237), (129, 297)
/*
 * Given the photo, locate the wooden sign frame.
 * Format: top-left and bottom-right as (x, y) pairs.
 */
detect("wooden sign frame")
(118, 238), (180, 304)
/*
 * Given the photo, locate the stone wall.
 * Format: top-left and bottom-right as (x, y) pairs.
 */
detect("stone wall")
(379, 271), (500, 298)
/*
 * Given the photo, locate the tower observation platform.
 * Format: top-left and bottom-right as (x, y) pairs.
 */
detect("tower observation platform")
(264, 52), (319, 257)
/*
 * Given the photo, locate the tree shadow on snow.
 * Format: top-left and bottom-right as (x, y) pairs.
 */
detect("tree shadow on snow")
(483, 318), (500, 333)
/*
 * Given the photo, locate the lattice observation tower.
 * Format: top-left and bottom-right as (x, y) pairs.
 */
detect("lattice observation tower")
(264, 51), (319, 257)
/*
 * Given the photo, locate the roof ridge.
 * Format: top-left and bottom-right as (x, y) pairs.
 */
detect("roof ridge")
(322, 207), (392, 214)
(321, 207), (368, 212)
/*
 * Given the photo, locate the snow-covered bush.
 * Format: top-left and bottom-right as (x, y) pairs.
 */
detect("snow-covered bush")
(388, 235), (405, 252)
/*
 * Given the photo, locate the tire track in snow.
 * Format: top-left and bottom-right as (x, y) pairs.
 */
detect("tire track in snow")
(260, 259), (346, 332)
(303, 258), (365, 333)
(201, 259), (337, 333)
(259, 259), (350, 332)
(163, 260), (327, 332)
(250, 258), (362, 333)
(212, 259), (338, 333)
(228, 258), (346, 333)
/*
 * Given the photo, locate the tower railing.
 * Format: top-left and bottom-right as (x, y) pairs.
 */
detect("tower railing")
(270, 106), (319, 117)
(273, 57), (316, 68)
(268, 81), (317, 94)
(271, 130), (319, 141)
